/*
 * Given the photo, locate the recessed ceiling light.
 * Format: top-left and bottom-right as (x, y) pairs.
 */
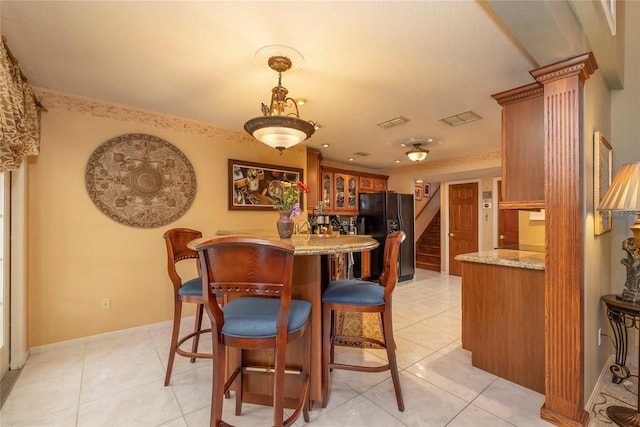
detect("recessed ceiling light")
(348, 158), (354, 162)
(395, 160), (400, 163)
(322, 143), (330, 148)
(416, 179), (424, 183)
(295, 98), (308, 106)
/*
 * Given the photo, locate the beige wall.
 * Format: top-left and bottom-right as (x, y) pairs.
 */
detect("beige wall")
(518, 212), (545, 247)
(27, 93), (306, 347)
(583, 68), (613, 398)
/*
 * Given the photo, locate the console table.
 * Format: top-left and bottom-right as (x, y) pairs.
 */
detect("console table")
(601, 294), (640, 384)
(601, 294), (640, 425)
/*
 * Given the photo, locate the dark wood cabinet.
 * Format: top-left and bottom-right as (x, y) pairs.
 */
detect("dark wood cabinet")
(492, 83), (544, 210)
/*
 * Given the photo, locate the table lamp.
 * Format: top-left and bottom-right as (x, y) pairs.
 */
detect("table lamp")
(597, 162), (640, 427)
(598, 162), (640, 303)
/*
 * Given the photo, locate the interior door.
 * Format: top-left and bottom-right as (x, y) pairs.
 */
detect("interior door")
(448, 182), (478, 276)
(497, 180), (519, 248)
(0, 172), (8, 379)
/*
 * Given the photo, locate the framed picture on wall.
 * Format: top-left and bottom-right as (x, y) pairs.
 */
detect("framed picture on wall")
(594, 131), (613, 235)
(228, 159), (303, 210)
(414, 185), (422, 201)
(424, 183), (431, 198)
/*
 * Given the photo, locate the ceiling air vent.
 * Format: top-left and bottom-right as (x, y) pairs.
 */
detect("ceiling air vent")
(353, 152), (371, 157)
(377, 116), (410, 129)
(440, 110), (482, 126)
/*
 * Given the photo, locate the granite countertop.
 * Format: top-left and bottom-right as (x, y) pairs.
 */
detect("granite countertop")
(188, 230), (379, 255)
(455, 249), (545, 270)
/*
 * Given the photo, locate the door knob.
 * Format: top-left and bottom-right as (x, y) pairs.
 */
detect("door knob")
(449, 233), (455, 237)
(499, 234), (505, 239)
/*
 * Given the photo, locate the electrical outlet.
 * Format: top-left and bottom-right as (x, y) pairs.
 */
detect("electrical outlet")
(101, 297), (111, 310)
(598, 328), (602, 346)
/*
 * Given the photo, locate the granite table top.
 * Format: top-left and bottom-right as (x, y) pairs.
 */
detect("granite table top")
(455, 249), (545, 271)
(188, 230), (379, 256)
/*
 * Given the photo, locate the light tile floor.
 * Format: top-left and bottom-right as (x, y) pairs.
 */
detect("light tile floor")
(0, 269), (564, 426)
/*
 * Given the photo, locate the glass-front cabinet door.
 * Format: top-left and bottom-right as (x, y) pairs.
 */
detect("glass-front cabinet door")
(334, 174), (345, 210)
(347, 176), (358, 210)
(334, 173), (358, 212)
(321, 171), (333, 211)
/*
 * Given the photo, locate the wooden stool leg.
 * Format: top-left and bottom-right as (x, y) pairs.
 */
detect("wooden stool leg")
(322, 304), (333, 408)
(164, 299), (182, 386)
(382, 309), (404, 412)
(233, 348), (243, 416)
(190, 304), (204, 363)
(303, 326), (311, 422)
(210, 342), (226, 427)
(273, 346), (286, 427)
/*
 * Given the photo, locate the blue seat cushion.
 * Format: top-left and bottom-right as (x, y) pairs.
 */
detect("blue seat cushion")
(221, 297), (312, 339)
(322, 279), (384, 306)
(178, 277), (203, 297)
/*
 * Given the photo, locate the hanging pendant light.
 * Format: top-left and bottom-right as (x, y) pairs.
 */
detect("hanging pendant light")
(244, 54), (315, 154)
(406, 143), (429, 161)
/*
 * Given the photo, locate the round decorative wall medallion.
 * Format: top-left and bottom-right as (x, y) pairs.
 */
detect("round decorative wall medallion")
(85, 133), (197, 228)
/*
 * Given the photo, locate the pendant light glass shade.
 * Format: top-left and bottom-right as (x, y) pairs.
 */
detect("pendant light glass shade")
(406, 143), (429, 162)
(244, 117), (315, 153)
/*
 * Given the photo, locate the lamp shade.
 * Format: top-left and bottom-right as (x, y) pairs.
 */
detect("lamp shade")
(598, 162), (640, 211)
(406, 143), (429, 162)
(244, 116), (315, 153)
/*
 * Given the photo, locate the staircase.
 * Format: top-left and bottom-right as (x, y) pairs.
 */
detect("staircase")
(416, 210), (441, 272)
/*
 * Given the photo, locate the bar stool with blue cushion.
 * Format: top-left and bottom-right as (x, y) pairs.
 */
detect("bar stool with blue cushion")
(162, 228), (212, 386)
(197, 236), (311, 427)
(321, 230), (406, 411)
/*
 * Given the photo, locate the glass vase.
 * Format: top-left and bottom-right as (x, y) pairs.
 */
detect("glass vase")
(276, 211), (294, 238)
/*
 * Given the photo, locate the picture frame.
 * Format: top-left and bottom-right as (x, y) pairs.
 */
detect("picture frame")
(594, 131), (613, 235)
(424, 183), (431, 198)
(414, 185), (422, 201)
(228, 159), (303, 210)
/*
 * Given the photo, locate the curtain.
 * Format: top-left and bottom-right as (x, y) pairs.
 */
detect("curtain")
(0, 36), (41, 172)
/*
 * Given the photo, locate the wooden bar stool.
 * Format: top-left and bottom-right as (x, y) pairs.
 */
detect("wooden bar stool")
(321, 230), (406, 411)
(162, 228), (212, 386)
(197, 236), (311, 427)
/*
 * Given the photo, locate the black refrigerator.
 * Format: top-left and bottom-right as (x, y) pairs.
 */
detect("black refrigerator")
(359, 191), (415, 282)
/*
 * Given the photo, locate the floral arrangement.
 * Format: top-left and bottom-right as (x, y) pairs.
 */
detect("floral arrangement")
(267, 180), (310, 219)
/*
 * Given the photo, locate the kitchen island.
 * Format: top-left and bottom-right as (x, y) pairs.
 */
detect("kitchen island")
(190, 231), (379, 407)
(456, 249), (545, 393)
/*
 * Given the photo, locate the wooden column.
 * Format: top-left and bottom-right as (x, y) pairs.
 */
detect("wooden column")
(530, 53), (597, 426)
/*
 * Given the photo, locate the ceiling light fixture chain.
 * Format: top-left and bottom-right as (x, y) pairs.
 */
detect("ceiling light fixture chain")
(244, 48), (316, 155)
(261, 56), (302, 119)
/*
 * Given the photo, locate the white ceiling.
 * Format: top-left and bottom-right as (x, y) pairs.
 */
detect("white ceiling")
(1, 1), (555, 170)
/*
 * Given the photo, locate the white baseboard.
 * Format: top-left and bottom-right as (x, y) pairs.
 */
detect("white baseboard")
(28, 318), (181, 355)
